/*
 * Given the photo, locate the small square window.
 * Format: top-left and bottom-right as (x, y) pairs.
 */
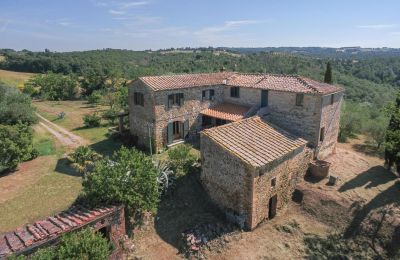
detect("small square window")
(296, 94), (304, 106)
(230, 87), (240, 98)
(271, 177), (276, 187)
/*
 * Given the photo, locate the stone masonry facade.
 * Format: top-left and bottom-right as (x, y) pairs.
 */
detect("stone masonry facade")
(128, 72), (344, 159)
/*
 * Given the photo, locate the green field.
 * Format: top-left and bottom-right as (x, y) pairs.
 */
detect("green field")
(0, 69), (36, 88)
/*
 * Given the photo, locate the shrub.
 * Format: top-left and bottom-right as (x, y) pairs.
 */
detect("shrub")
(0, 82), (37, 125)
(67, 146), (102, 174)
(83, 113), (101, 128)
(88, 91), (102, 104)
(82, 147), (159, 215)
(167, 144), (197, 175)
(57, 228), (111, 260)
(102, 108), (118, 125)
(0, 123), (36, 171)
(9, 228), (111, 260)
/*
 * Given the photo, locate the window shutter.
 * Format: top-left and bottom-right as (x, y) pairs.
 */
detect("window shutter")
(167, 122), (173, 144)
(230, 87), (234, 97)
(183, 119), (189, 139)
(210, 89), (215, 100)
(202, 90), (206, 101)
(179, 93), (184, 106)
(168, 94), (173, 108)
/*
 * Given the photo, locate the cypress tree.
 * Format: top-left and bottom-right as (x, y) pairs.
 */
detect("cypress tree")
(384, 91), (400, 173)
(324, 62), (333, 84)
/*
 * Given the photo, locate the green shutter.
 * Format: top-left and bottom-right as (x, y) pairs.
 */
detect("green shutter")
(180, 93), (184, 106)
(167, 122), (173, 144)
(183, 120), (189, 139)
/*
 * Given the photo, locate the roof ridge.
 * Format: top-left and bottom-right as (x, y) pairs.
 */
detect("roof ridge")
(295, 76), (319, 93)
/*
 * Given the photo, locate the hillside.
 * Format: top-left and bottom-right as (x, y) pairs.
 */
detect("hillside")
(0, 69), (36, 88)
(0, 48), (399, 106)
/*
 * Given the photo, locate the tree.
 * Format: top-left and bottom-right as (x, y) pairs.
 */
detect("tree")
(24, 73), (78, 100)
(67, 146), (102, 174)
(0, 123), (37, 171)
(324, 62), (333, 84)
(0, 82), (37, 125)
(384, 91), (400, 173)
(365, 117), (388, 149)
(167, 144), (197, 176)
(82, 147), (159, 215)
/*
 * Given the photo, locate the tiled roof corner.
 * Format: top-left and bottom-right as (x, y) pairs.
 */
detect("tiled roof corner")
(201, 102), (250, 122)
(202, 116), (307, 167)
(0, 205), (119, 258)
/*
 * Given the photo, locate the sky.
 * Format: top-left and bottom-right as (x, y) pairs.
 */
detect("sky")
(1, 0), (400, 51)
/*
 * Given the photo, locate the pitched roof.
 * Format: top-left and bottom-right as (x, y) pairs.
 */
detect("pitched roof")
(202, 116), (307, 167)
(137, 72), (343, 94)
(201, 102), (250, 122)
(0, 206), (119, 258)
(139, 72), (235, 91)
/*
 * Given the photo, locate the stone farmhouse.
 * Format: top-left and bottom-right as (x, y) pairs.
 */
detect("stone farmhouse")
(128, 72), (344, 229)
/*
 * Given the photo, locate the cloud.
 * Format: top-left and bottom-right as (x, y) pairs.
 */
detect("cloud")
(118, 1), (149, 9)
(196, 20), (262, 35)
(109, 9), (126, 15)
(357, 24), (397, 29)
(59, 21), (72, 27)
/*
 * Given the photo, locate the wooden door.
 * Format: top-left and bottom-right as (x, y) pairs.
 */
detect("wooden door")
(268, 195), (277, 219)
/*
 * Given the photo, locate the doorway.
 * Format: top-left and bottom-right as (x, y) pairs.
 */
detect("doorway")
(268, 195), (277, 219)
(261, 90), (269, 107)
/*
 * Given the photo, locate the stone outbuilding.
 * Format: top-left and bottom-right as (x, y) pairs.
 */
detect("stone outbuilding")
(201, 116), (312, 230)
(0, 205), (126, 259)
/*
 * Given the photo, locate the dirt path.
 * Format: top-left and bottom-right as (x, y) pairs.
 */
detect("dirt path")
(35, 113), (88, 148)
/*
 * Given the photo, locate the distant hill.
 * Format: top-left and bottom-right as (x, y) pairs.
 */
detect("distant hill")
(0, 47), (399, 106)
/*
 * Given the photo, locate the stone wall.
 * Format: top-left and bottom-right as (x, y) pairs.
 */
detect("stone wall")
(128, 80), (155, 149)
(152, 85), (225, 151)
(316, 92), (343, 159)
(250, 147), (311, 229)
(223, 86), (261, 106)
(266, 91), (321, 147)
(200, 133), (254, 226)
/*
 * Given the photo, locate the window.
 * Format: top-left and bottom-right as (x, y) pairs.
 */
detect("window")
(320, 127), (325, 142)
(271, 177), (276, 187)
(202, 115), (212, 126)
(296, 93), (304, 106)
(202, 89), (215, 101)
(330, 94), (335, 105)
(134, 92), (144, 106)
(168, 93), (184, 108)
(230, 87), (240, 98)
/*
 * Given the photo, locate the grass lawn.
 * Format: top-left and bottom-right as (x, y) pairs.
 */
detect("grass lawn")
(33, 100), (121, 155)
(0, 69), (36, 88)
(0, 127), (82, 233)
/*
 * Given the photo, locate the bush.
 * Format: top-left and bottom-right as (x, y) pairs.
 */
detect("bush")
(87, 91), (102, 104)
(82, 147), (159, 215)
(9, 228), (111, 260)
(167, 144), (197, 175)
(57, 228), (111, 260)
(83, 113), (101, 128)
(0, 82), (37, 125)
(102, 108), (118, 125)
(67, 146), (102, 174)
(0, 123), (36, 171)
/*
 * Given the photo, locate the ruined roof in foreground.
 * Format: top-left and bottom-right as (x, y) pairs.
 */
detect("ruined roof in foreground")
(0, 205), (119, 258)
(138, 72), (343, 94)
(202, 116), (307, 167)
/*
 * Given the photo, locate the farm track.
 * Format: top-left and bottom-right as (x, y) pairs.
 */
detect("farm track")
(35, 113), (87, 148)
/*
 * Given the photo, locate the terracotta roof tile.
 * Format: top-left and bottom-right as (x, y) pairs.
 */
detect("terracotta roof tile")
(137, 72), (343, 94)
(202, 116), (307, 167)
(201, 102), (250, 121)
(0, 206), (118, 258)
